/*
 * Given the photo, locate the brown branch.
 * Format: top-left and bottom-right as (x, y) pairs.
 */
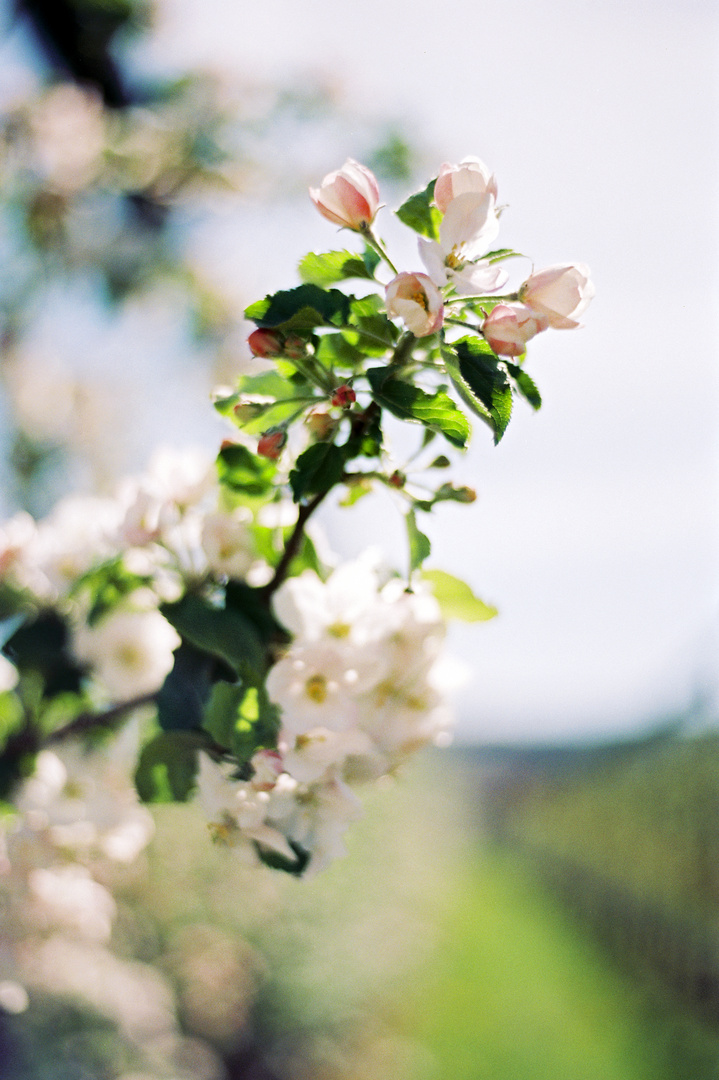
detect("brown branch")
(47, 690), (158, 744)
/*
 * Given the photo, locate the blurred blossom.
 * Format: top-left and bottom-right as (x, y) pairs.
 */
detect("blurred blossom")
(72, 607), (180, 701)
(30, 84), (105, 194)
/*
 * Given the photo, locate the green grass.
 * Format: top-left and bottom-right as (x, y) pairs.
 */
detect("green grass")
(395, 847), (670, 1080)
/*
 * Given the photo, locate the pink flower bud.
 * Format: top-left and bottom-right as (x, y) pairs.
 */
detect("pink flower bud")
(309, 159), (380, 231)
(257, 429), (287, 459)
(331, 385), (356, 408)
(385, 272), (444, 338)
(434, 156), (498, 214)
(481, 303), (549, 356)
(248, 328), (284, 358)
(518, 263), (595, 329)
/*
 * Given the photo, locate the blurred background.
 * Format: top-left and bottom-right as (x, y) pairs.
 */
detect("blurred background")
(0, 0), (718, 1077)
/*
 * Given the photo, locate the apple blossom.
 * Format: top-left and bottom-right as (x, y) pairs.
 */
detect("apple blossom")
(419, 191), (506, 296)
(309, 158), (380, 231)
(481, 303), (549, 356)
(385, 271), (444, 337)
(434, 155), (498, 214)
(519, 263), (595, 329)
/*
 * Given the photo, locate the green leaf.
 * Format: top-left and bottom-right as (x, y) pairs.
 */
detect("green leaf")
(289, 442), (346, 502)
(203, 681), (280, 764)
(406, 510), (431, 573)
(422, 570), (498, 622)
(366, 368), (470, 449)
(156, 642), (228, 733)
(483, 248), (524, 264)
(395, 179), (441, 240)
(505, 362), (542, 410)
(224, 581), (289, 644)
(2, 612), (85, 697)
(217, 443), (276, 496)
(298, 250), (377, 287)
(348, 294), (399, 354)
(135, 731), (206, 803)
(315, 333), (365, 369)
(73, 557), (153, 626)
(245, 285), (351, 331)
(161, 595), (266, 682)
(442, 338), (513, 444)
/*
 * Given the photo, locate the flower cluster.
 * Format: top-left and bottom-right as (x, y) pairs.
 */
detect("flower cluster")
(198, 560), (450, 875)
(0, 154), (592, 878)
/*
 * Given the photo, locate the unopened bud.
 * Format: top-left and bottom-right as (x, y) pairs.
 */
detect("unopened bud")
(257, 429), (287, 459)
(331, 384), (356, 409)
(389, 470), (405, 489)
(248, 328), (284, 358)
(306, 410), (337, 440)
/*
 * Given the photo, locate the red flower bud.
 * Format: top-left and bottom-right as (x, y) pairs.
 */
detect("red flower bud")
(257, 429), (287, 459)
(248, 328), (284, 358)
(331, 385), (356, 408)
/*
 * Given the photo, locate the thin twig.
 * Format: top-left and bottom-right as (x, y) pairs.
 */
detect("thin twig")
(47, 690), (158, 744)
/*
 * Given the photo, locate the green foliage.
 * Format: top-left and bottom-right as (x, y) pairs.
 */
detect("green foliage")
(443, 337), (513, 443)
(289, 442), (346, 502)
(395, 178), (441, 240)
(216, 442), (276, 496)
(298, 249), (378, 287)
(422, 569), (498, 621)
(156, 641), (225, 733)
(367, 367), (470, 448)
(348, 293), (399, 353)
(2, 611), (86, 697)
(72, 557), (154, 626)
(134, 731), (206, 802)
(202, 680), (280, 762)
(160, 595), (266, 683)
(406, 509), (431, 573)
(506, 361), (542, 410)
(245, 284), (351, 331)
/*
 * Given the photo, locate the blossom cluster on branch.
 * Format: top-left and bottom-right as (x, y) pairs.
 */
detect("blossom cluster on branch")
(0, 156), (593, 878)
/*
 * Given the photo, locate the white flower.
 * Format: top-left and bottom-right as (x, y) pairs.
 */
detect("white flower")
(419, 191), (506, 296)
(72, 607), (180, 701)
(266, 641), (363, 738)
(385, 272), (444, 337)
(200, 509), (254, 579)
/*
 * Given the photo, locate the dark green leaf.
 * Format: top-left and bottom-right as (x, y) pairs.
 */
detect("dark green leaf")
(406, 510), (431, 573)
(395, 179), (441, 240)
(442, 338), (513, 443)
(217, 443), (276, 496)
(161, 595), (266, 682)
(298, 250), (377, 286)
(245, 285), (351, 331)
(135, 731), (206, 803)
(348, 294), (399, 354)
(505, 362), (542, 410)
(366, 368), (470, 449)
(2, 612), (85, 696)
(289, 442), (346, 502)
(157, 642), (230, 733)
(256, 838), (310, 876)
(224, 580), (289, 644)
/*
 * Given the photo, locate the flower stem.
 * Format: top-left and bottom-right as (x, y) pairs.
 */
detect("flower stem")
(361, 226), (399, 276)
(447, 292), (519, 306)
